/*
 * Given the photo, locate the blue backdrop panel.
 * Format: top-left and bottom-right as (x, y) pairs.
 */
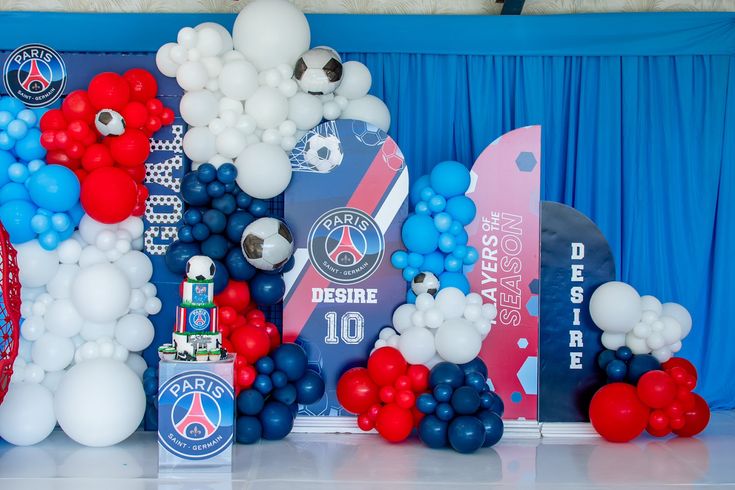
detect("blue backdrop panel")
(0, 12), (732, 408)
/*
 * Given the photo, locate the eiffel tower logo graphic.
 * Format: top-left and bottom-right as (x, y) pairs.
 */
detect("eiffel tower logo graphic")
(174, 393), (217, 438)
(20, 59), (50, 92)
(328, 227), (364, 265)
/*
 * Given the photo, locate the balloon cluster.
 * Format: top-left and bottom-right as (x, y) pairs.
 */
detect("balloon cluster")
(236, 343), (325, 444)
(392, 161), (478, 301)
(337, 347), (429, 443)
(39, 69), (174, 224)
(590, 358), (709, 442)
(590, 281), (692, 363)
(376, 288), (496, 367)
(142, 365), (159, 429)
(416, 359), (504, 453)
(155, 0), (390, 198)
(0, 97), (46, 157)
(597, 347), (662, 384)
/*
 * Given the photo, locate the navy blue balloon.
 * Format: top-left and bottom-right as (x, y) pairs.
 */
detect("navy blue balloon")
(288, 402), (299, 419)
(256, 356), (275, 374)
(448, 416), (486, 454)
(203, 209), (227, 233)
(615, 346), (633, 361)
(418, 415), (448, 449)
(460, 358), (488, 379)
(207, 181), (226, 198)
(254, 374), (273, 395)
(430, 362), (465, 389)
(627, 354), (661, 384)
(224, 182), (237, 193)
(273, 343), (307, 381)
(433, 383), (453, 403)
(259, 401), (294, 440)
(143, 377), (157, 396)
(237, 389), (265, 416)
(183, 208), (202, 225)
(178, 225), (194, 243)
(487, 391), (505, 417)
(143, 367), (157, 381)
(464, 372), (487, 393)
(197, 163), (217, 183)
(201, 234), (229, 260)
(236, 415), (262, 444)
(181, 172), (209, 206)
(217, 163), (237, 183)
(480, 392), (493, 410)
(606, 359), (627, 382)
(192, 222), (210, 241)
(273, 384), (297, 406)
(451, 386), (481, 415)
(476, 410), (504, 447)
(165, 241), (201, 274)
(597, 349), (616, 369)
(416, 393), (438, 414)
(250, 273), (285, 305)
(226, 210), (254, 242)
(212, 259), (229, 294)
(225, 247), (256, 281)
(295, 370), (325, 405)
(435, 402), (455, 422)
(249, 199), (268, 217)
(280, 255), (295, 273)
(212, 194), (237, 215)
(236, 192), (252, 210)
(271, 370), (288, 388)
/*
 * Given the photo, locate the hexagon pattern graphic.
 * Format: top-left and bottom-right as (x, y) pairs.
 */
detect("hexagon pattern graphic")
(517, 356), (538, 396)
(515, 151), (537, 172)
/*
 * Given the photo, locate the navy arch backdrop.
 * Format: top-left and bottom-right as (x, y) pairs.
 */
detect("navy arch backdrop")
(2, 12), (734, 409)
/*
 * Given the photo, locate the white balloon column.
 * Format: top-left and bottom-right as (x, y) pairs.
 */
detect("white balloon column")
(155, 0), (390, 199)
(589, 281), (692, 363)
(374, 288), (497, 367)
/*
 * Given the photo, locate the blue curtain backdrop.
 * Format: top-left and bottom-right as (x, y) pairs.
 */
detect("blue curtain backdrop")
(2, 12), (734, 408)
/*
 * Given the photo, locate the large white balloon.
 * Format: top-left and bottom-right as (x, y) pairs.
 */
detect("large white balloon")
(44, 299), (84, 338)
(114, 314), (155, 353)
(601, 332), (626, 350)
(31, 332), (75, 371)
(232, 0), (311, 71)
(335, 61), (372, 100)
(661, 302), (692, 339)
(125, 353), (148, 379)
(180, 90), (219, 127)
(183, 126), (217, 163)
(434, 287), (467, 321)
(235, 143), (292, 199)
(155, 42), (179, 77)
(46, 264), (79, 299)
(55, 359), (146, 447)
(589, 281), (641, 333)
(435, 318), (481, 364)
(16, 240), (60, 288)
(639, 295), (663, 315)
(176, 61), (209, 91)
(219, 60), (259, 101)
(245, 86), (289, 129)
(392, 303), (416, 333)
(398, 326), (436, 365)
(71, 263), (131, 323)
(0, 383), (56, 446)
(288, 93), (324, 130)
(196, 22), (233, 53)
(340, 95), (391, 132)
(115, 251), (153, 289)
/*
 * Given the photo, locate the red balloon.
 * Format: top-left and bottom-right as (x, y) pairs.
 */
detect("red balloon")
(263, 322), (281, 349)
(395, 389), (415, 409)
(336, 367), (379, 415)
(108, 129), (150, 167)
(407, 364), (429, 393)
(219, 306), (238, 326)
(67, 120), (92, 142)
(357, 413), (374, 431)
(121, 101), (149, 129)
(589, 383), (649, 442)
(146, 116), (162, 134)
(235, 364), (257, 390)
(379, 385), (396, 404)
(677, 387), (696, 411)
(40, 109), (67, 131)
(215, 281), (251, 311)
(662, 358), (698, 383)
(67, 142), (85, 160)
(81, 144), (114, 171)
(247, 309), (266, 323)
(161, 108), (175, 125)
(230, 326), (270, 363)
(147, 98), (163, 115)
(637, 370), (677, 409)
(123, 68), (158, 102)
(394, 375), (411, 391)
(367, 347), (407, 387)
(126, 165), (147, 183)
(80, 167), (138, 224)
(88, 72), (130, 111)
(375, 403), (414, 443)
(62, 90), (95, 123)
(673, 393), (710, 437)
(648, 409), (670, 433)
(411, 406), (425, 427)
(367, 404), (381, 421)
(647, 425), (671, 438)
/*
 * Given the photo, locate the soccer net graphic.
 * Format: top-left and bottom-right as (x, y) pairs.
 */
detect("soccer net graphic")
(0, 223), (20, 405)
(290, 120), (345, 173)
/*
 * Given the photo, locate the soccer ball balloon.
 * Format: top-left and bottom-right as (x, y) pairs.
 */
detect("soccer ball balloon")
(293, 47), (343, 95)
(412, 272), (440, 296)
(186, 255), (216, 281)
(305, 133), (343, 172)
(241, 218), (294, 271)
(94, 109), (126, 136)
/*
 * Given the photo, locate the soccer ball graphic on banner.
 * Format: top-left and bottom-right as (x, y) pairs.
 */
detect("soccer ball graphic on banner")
(186, 255), (216, 281)
(411, 271), (440, 296)
(94, 109), (126, 136)
(304, 133), (344, 173)
(241, 217), (295, 271)
(293, 47), (343, 95)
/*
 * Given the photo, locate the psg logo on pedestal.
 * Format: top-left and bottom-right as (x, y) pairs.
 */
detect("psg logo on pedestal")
(158, 371), (234, 460)
(308, 207), (384, 284)
(2, 44), (67, 108)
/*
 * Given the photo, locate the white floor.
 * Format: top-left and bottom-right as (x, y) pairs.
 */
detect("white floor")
(1, 412), (734, 489)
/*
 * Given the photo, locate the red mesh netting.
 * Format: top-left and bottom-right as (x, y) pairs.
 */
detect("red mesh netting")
(0, 222), (20, 405)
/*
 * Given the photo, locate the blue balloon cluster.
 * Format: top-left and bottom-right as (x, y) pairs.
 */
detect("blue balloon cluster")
(392, 161), (478, 301)
(0, 98), (81, 249)
(143, 366), (159, 431)
(416, 358), (504, 453)
(598, 347), (661, 385)
(236, 343), (325, 444)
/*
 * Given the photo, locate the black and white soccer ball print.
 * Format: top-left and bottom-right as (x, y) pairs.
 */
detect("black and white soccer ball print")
(293, 46), (343, 95)
(94, 108), (126, 136)
(411, 271), (440, 296)
(186, 255), (216, 281)
(240, 217), (295, 271)
(304, 132), (344, 172)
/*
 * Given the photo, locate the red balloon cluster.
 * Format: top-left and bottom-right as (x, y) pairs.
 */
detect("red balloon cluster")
(213, 280), (280, 395)
(589, 357), (710, 442)
(39, 69), (174, 224)
(336, 347), (429, 443)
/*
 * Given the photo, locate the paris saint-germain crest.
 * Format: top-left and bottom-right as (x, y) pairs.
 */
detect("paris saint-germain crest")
(188, 308), (210, 331)
(3, 44), (67, 107)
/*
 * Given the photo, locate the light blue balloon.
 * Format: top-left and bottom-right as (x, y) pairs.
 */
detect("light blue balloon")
(430, 161), (471, 198)
(449, 220), (464, 236)
(406, 290), (417, 304)
(391, 250), (409, 269)
(58, 225), (75, 242)
(428, 195), (446, 213)
(8, 162), (29, 183)
(407, 252), (424, 269)
(0, 98), (25, 117)
(464, 247), (479, 265)
(51, 213), (71, 232)
(401, 214), (439, 255)
(15, 128), (45, 161)
(446, 196), (477, 226)
(27, 159), (45, 173)
(0, 199), (37, 243)
(0, 132), (13, 151)
(68, 202), (85, 225)
(16, 109), (37, 127)
(439, 272), (471, 295)
(403, 266), (418, 282)
(38, 230), (60, 250)
(415, 201), (430, 215)
(31, 213), (51, 233)
(27, 164), (80, 212)
(6, 120), (28, 140)
(420, 187), (435, 202)
(444, 255), (463, 272)
(410, 175), (431, 206)
(0, 182), (30, 203)
(438, 233), (456, 253)
(422, 251), (445, 276)
(0, 111), (12, 130)
(452, 245), (468, 260)
(434, 212), (452, 233)
(456, 229), (468, 246)
(36, 207), (52, 216)
(0, 151), (14, 188)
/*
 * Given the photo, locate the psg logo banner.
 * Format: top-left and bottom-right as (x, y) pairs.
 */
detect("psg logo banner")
(284, 120), (408, 416)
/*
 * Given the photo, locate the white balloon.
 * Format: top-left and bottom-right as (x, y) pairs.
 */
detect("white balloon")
(114, 314), (155, 353)
(411, 310), (425, 328)
(601, 332), (626, 350)
(24, 363), (45, 383)
(625, 331), (650, 354)
(463, 304), (482, 322)
(57, 239), (82, 264)
(119, 217), (144, 241)
(32, 333), (75, 371)
(41, 369), (65, 393)
(466, 293), (483, 305)
(55, 359), (146, 447)
(652, 347), (673, 363)
(386, 335), (400, 348)
(434, 287), (467, 320)
(245, 86), (289, 129)
(235, 143), (292, 199)
(98, 338), (116, 358)
(415, 293), (434, 311)
(660, 316), (683, 344)
(20, 316), (45, 341)
(646, 332), (666, 350)
(481, 303), (497, 320)
(641, 310), (659, 325)
(323, 101), (341, 120)
(115, 251), (153, 289)
(141, 283), (157, 298)
(177, 26), (198, 48)
(176, 60), (209, 91)
(640, 295), (663, 315)
(78, 245), (106, 268)
(79, 341), (100, 361)
(155, 42), (179, 77)
(78, 215), (111, 245)
(201, 56), (223, 79)
(288, 92), (323, 130)
(46, 265), (79, 300)
(183, 126), (217, 163)
(340, 95), (391, 132)
(0, 384), (56, 446)
(113, 344), (130, 363)
(632, 322), (651, 338)
(670, 340), (683, 353)
(219, 60), (258, 101)
(435, 319), (482, 364)
(71, 263), (131, 323)
(335, 61), (372, 99)
(392, 303), (416, 333)
(475, 319), (492, 339)
(128, 289), (146, 311)
(589, 281), (641, 333)
(196, 22), (233, 54)
(95, 230), (117, 251)
(279, 78), (298, 98)
(398, 327), (437, 365)
(169, 44), (188, 65)
(144, 297), (162, 315)
(232, 0), (310, 71)
(651, 320), (664, 332)
(45, 299), (84, 338)
(16, 241), (60, 288)
(179, 90), (219, 127)
(661, 303), (692, 339)
(195, 26), (224, 57)
(424, 307), (444, 329)
(80, 321), (116, 341)
(378, 327), (396, 340)
(125, 353), (148, 379)
(262, 128), (281, 145)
